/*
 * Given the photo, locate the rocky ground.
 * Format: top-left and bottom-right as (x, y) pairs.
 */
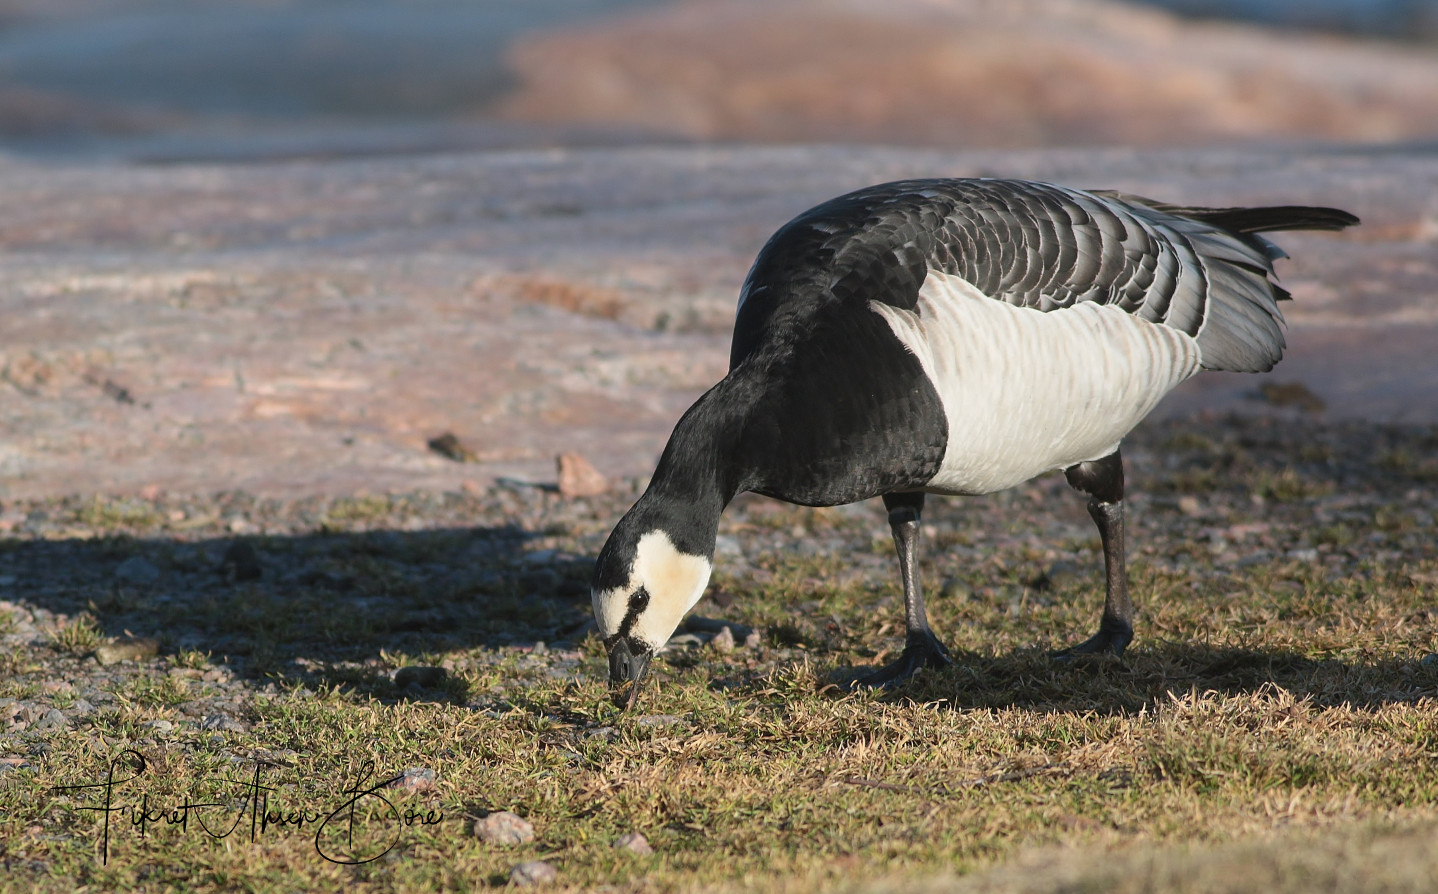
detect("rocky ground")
(1, 144), (1435, 500)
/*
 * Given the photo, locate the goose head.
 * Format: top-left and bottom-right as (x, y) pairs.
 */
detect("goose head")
(592, 523), (713, 709)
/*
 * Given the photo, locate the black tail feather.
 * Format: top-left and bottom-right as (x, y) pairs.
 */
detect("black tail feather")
(1087, 190), (1360, 235)
(1166, 205), (1361, 234)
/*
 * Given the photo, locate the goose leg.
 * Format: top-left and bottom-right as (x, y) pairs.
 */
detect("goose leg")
(857, 491), (953, 688)
(1056, 450), (1133, 658)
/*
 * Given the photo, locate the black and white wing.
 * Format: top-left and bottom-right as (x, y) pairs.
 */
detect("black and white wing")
(732, 178), (1358, 373)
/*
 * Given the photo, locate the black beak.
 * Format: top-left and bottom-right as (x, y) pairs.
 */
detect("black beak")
(607, 636), (653, 710)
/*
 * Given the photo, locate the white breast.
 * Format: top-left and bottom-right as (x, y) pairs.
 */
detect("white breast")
(870, 269), (1202, 495)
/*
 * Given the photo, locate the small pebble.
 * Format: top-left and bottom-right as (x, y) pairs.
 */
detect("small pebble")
(613, 831), (654, 855)
(201, 713), (246, 733)
(33, 709), (68, 731)
(95, 637), (160, 666)
(557, 451), (607, 498)
(743, 630), (763, 650)
(509, 860), (557, 887)
(393, 666), (448, 689)
(1420, 653), (1438, 669)
(114, 556), (161, 586)
(142, 719), (175, 734)
(711, 626), (736, 653)
(388, 767), (437, 794)
(474, 810), (535, 845)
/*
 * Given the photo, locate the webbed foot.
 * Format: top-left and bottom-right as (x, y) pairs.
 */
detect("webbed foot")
(1051, 620), (1132, 661)
(854, 634), (953, 689)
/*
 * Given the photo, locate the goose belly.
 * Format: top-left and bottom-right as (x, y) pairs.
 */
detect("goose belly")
(871, 270), (1202, 496)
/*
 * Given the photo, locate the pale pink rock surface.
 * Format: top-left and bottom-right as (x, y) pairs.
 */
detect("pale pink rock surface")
(0, 145), (1433, 500)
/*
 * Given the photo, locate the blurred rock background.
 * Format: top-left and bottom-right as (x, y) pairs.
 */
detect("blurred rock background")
(0, 0), (1434, 496)
(0, 0), (1435, 159)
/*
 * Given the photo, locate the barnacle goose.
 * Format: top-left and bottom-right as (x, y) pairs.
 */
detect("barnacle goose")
(592, 178), (1358, 708)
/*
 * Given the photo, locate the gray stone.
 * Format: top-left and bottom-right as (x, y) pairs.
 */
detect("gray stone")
(142, 719), (175, 734)
(201, 714), (246, 733)
(474, 810), (534, 845)
(33, 709), (68, 731)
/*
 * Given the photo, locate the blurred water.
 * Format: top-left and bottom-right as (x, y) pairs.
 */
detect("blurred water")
(0, 0), (656, 117)
(0, 0), (663, 159)
(1140, 0), (1438, 36)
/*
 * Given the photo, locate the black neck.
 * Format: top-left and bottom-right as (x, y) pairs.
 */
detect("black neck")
(631, 376), (752, 558)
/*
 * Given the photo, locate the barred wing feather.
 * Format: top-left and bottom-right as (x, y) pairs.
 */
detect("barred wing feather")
(733, 179), (1358, 374)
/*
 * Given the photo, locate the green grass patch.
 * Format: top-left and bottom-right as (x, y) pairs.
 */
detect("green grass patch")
(5, 551), (1437, 893)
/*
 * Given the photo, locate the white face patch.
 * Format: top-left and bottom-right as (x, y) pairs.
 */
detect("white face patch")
(592, 529), (713, 651)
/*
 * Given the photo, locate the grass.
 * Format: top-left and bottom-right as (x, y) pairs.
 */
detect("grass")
(1, 416), (1436, 892)
(5, 548), (1438, 892)
(46, 613), (105, 655)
